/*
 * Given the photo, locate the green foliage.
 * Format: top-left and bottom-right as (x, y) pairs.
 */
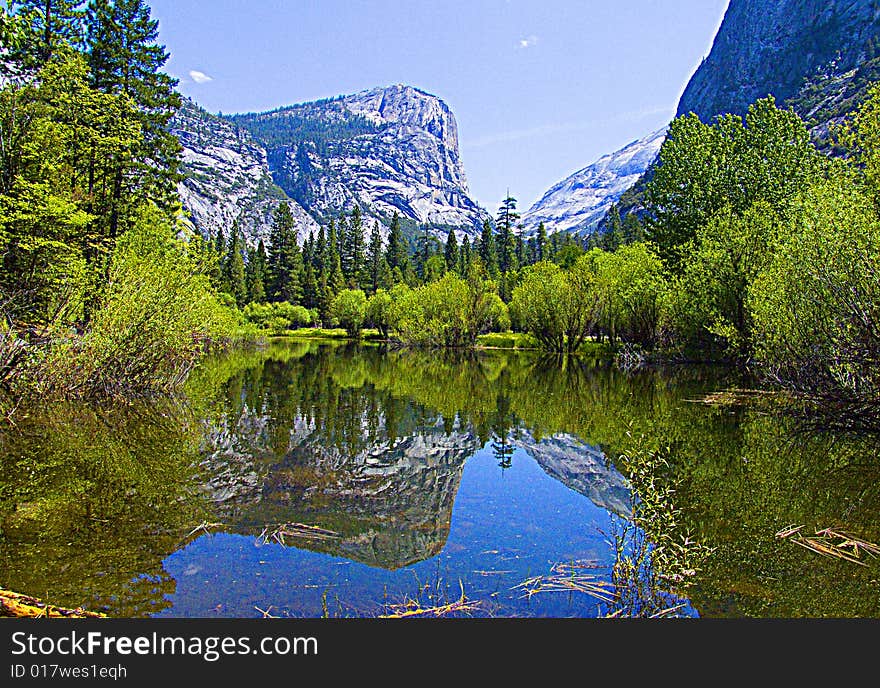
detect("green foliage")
(648, 97), (822, 268)
(589, 244), (668, 349)
(330, 288), (367, 338)
(223, 225), (247, 308)
(0, 51), (140, 323)
(510, 261), (597, 353)
(267, 202), (303, 304)
(387, 270), (498, 348)
(366, 289), (393, 339)
(86, 0), (182, 217)
(836, 82), (880, 203)
(665, 203), (780, 358)
(749, 176), (880, 404)
(34, 204), (240, 398)
(243, 301), (314, 334)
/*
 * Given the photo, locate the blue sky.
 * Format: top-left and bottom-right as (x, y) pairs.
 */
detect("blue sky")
(148, 0), (730, 213)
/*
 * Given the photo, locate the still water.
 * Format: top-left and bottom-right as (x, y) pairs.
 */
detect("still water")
(1, 340), (878, 617)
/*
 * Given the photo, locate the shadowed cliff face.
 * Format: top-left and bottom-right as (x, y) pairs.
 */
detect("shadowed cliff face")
(676, 0), (880, 122)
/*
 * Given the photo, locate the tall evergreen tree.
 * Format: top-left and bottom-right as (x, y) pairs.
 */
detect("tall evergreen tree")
(267, 202), (303, 303)
(366, 220), (384, 293)
(479, 219), (499, 276)
(346, 205), (365, 286)
(536, 222), (548, 263)
(385, 211), (408, 274)
(302, 261), (319, 309)
(86, 0), (182, 230)
(11, 0), (84, 66)
(495, 195), (519, 273)
(459, 235), (472, 274)
(224, 224), (247, 307)
(444, 228), (459, 272)
(246, 239), (268, 304)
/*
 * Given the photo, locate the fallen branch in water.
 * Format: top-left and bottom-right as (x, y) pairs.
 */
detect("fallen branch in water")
(0, 589), (106, 618)
(379, 582), (479, 618)
(513, 561), (616, 604)
(776, 525), (880, 566)
(258, 522), (340, 546)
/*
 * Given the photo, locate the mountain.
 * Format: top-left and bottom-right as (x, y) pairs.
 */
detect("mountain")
(676, 0), (880, 125)
(171, 98), (319, 244)
(520, 129), (665, 236)
(592, 0), (880, 233)
(228, 84), (490, 236)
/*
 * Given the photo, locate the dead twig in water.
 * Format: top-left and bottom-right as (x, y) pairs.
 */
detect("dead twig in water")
(777, 525), (879, 566)
(379, 582), (479, 618)
(257, 522), (340, 546)
(512, 560), (617, 604)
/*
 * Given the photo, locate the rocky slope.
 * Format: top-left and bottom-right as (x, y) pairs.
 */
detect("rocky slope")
(170, 99), (318, 244)
(595, 0), (880, 231)
(677, 0), (880, 123)
(229, 84), (490, 236)
(521, 129), (665, 236)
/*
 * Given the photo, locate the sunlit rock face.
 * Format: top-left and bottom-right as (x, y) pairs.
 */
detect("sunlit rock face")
(521, 130), (665, 237)
(230, 84), (490, 238)
(171, 98), (318, 245)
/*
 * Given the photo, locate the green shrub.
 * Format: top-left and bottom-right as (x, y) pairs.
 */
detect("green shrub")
(330, 289), (367, 338)
(37, 204), (238, 398)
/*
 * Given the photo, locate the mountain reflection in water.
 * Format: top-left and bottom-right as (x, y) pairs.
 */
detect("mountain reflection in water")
(1, 341), (877, 617)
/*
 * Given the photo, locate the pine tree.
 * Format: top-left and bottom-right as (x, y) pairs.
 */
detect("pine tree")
(11, 0), (85, 66)
(444, 228), (459, 272)
(495, 195), (519, 273)
(302, 261), (319, 309)
(366, 220), (383, 293)
(622, 213), (645, 244)
(515, 234), (525, 269)
(479, 219), (499, 276)
(459, 235), (472, 274)
(315, 225), (326, 273)
(86, 0), (182, 229)
(347, 205), (365, 287)
(267, 202), (303, 303)
(536, 222), (548, 263)
(224, 225), (247, 308)
(385, 211), (408, 274)
(246, 239), (268, 304)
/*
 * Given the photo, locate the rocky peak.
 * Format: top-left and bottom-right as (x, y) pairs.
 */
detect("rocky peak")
(230, 84), (489, 235)
(171, 98), (318, 246)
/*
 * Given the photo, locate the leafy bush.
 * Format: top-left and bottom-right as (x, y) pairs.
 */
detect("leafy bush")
(510, 260), (597, 352)
(243, 301), (314, 333)
(388, 270), (499, 348)
(330, 289), (367, 338)
(749, 176), (880, 406)
(36, 205), (239, 398)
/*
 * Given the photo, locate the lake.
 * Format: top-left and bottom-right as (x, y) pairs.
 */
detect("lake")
(1, 340), (878, 617)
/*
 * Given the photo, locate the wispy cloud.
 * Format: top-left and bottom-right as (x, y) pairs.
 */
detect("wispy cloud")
(462, 106), (673, 150)
(518, 35), (539, 49)
(188, 70), (213, 84)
